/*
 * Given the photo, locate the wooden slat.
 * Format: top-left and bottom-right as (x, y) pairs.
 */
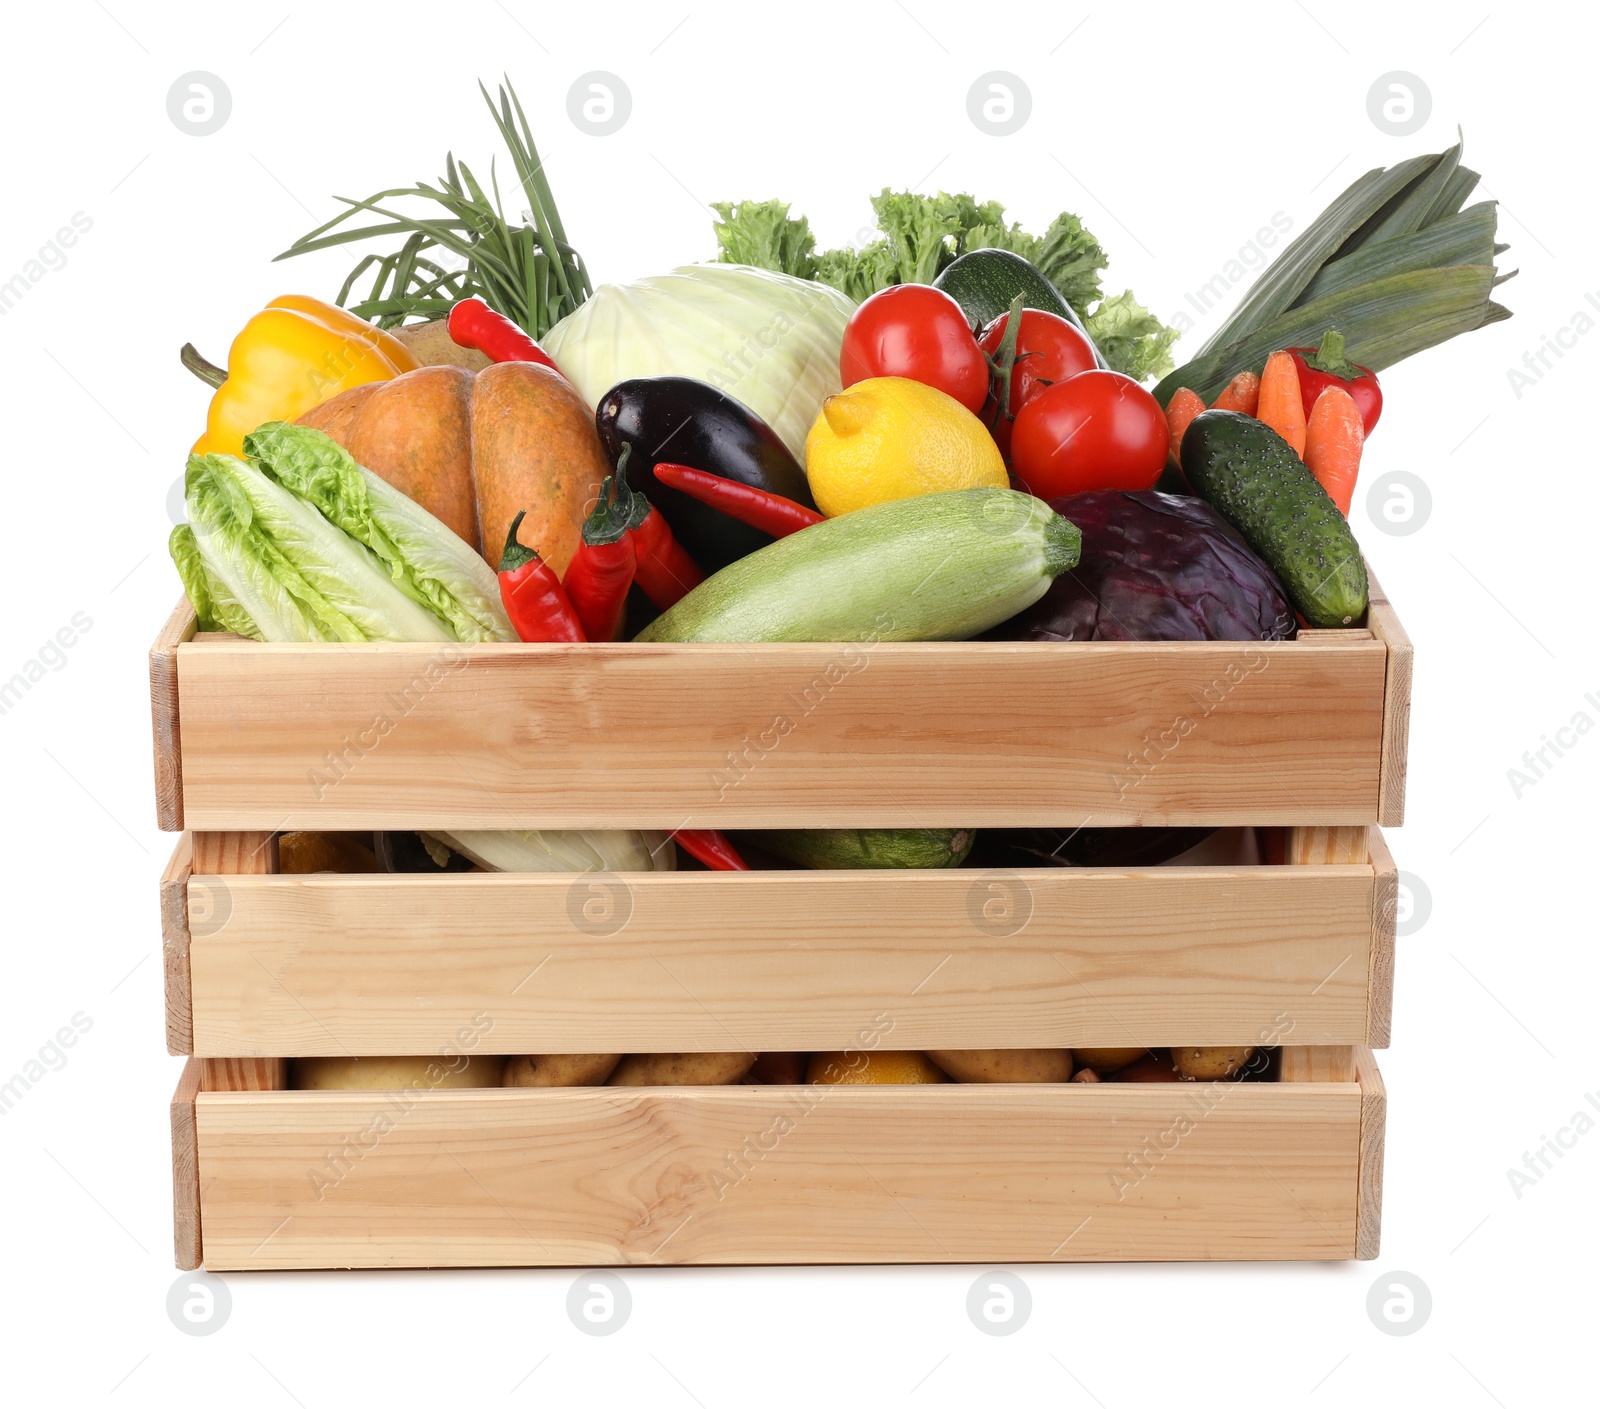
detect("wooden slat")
(170, 1059), (203, 1270)
(160, 835), (194, 1055)
(1355, 1046), (1387, 1259)
(1286, 825), (1370, 865)
(1280, 1045), (1357, 1082)
(193, 1081), (1362, 1268)
(172, 635), (1390, 829)
(150, 598), (195, 832)
(190, 831), (278, 876)
(202, 1058), (288, 1092)
(1366, 830), (1399, 1048)
(188, 864), (1381, 1055)
(1367, 569), (1413, 828)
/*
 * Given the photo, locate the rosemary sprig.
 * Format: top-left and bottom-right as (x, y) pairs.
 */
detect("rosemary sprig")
(275, 78), (589, 337)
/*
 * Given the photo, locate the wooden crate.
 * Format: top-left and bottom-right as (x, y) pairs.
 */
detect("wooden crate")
(149, 576), (1411, 833)
(161, 826), (1395, 1058)
(170, 1046), (1385, 1270)
(150, 584), (1408, 1271)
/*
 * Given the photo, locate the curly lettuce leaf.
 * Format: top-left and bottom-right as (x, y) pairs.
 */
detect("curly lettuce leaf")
(710, 199), (817, 278)
(870, 190), (962, 285)
(1086, 290), (1180, 382)
(814, 241), (900, 302)
(704, 189), (1182, 381)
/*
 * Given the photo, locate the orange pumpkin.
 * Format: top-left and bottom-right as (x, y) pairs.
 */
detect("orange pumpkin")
(297, 362), (607, 575)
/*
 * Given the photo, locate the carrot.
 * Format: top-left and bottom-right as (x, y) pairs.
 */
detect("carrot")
(1303, 386), (1365, 515)
(1256, 351), (1306, 456)
(1211, 370), (1260, 416)
(1165, 388), (1206, 466)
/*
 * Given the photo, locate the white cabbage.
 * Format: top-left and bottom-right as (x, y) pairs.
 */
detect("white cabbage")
(424, 830), (677, 872)
(541, 264), (855, 465)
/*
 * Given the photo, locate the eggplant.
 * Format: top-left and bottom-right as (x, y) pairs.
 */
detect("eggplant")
(595, 377), (817, 573)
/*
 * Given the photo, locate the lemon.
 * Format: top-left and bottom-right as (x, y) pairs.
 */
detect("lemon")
(804, 376), (1006, 517)
(806, 1050), (949, 1085)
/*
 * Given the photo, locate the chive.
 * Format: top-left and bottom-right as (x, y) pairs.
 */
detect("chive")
(277, 79), (589, 337)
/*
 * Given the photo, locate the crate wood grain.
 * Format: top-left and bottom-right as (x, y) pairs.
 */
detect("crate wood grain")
(169, 826), (1397, 1056)
(151, 595), (1411, 832)
(173, 1049), (1382, 1270)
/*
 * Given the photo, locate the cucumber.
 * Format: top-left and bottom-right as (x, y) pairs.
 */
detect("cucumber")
(1179, 411), (1369, 627)
(634, 488), (1080, 643)
(934, 249), (1105, 364)
(747, 828), (975, 869)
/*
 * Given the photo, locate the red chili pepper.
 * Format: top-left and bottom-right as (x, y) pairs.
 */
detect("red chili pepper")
(447, 297), (562, 373)
(562, 475), (637, 642)
(652, 462), (824, 539)
(1287, 331), (1383, 436)
(497, 511), (585, 642)
(603, 446), (705, 609)
(672, 829), (750, 871)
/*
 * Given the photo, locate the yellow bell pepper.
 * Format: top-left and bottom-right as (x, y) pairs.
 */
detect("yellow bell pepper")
(189, 294), (420, 456)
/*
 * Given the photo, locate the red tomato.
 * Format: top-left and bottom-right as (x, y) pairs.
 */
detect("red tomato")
(1010, 370), (1168, 498)
(979, 308), (1098, 417)
(840, 284), (988, 414)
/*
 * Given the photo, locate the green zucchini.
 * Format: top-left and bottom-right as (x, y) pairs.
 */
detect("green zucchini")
(1179, 411), (1368, 627)
(634, 488), (1080, 643)
(747, 828), (975, 869)
(934, 248), (1103, 363)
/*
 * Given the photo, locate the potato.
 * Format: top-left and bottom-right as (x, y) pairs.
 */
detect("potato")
(1111, 1051), (1182, 1083)
(927, 1049), (1072, 1083)
(278, 831), (381, 874)
(390, 318), (493, 370)
(1072, 1046), (1145, 1075)
(740, 1052), (808, 1085)
(292, 1055), (504, 1090)
(607, 1053), (756, 1086)
(806, 1051), (948, 1084)
(502, 1054), (621, 1087)
(1172, 1046), (1256, 1080)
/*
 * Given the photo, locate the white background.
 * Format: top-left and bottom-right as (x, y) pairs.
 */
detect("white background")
(1, 2), (1595, 1404)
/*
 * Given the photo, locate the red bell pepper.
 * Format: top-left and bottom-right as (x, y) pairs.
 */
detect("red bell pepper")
(1288, 332), (1382, 436)
(447, 297), (563, 374)
(497, 511), (585, 642)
